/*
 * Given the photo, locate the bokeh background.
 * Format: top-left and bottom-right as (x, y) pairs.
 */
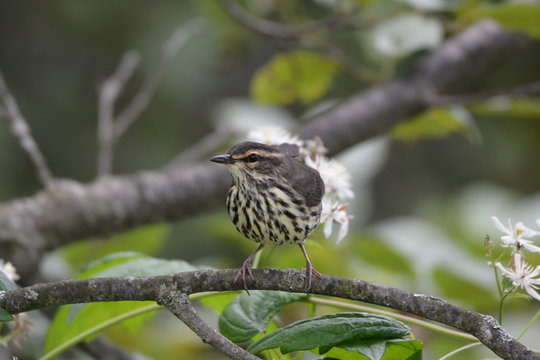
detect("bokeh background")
(1, 1), (540, 359)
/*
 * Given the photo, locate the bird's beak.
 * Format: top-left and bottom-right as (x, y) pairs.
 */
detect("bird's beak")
(210, 154), (234, 164)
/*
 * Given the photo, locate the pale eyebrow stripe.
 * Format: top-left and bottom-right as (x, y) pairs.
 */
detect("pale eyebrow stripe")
(231, 149), (282, 160)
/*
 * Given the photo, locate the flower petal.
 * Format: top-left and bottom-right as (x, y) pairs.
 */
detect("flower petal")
(491, 216), (510, 235)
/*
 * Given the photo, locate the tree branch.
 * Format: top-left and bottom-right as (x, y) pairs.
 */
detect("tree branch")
(0, 269), (537, 360)
(424, 80), (540, 106)
(113, 18), (205, 140)
(157, 288), (258, 360)
(0, 68), (53, 187)
(97, 50), (140, 176)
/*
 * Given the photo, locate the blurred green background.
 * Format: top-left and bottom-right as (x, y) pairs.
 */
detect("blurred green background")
(1, 1), (540, 359)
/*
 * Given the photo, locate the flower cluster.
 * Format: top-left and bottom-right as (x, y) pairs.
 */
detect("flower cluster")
(491, 216), (540, 301)
(247, 126), (354, 243)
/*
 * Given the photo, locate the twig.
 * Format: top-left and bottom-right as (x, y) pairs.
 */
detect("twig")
(0, 269), (538, 360)
(219, 0), (367, 40)
(113, 18), (206, 140)
(0, 68), (53, 187)
(157, 288), (258, 360)
(424, 80), (540, 106)
(95, 19), (205, 177)
(97, 50), (140, 176)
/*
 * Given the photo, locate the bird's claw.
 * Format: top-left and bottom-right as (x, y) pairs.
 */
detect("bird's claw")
(302, 263), (322, 293)
(234, 259), (255, 295)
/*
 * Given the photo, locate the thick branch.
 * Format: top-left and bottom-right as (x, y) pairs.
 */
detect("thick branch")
(0, 270), (537, 360)
(425, 80), (540, 106)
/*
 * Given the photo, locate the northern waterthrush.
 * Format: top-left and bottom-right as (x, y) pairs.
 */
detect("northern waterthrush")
(210, 141), (325, 291)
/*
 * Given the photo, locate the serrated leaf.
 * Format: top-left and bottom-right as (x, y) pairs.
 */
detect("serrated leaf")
(219, 290), (307, 342)
(251, 50), (338, 105)
(0, 308), (14, 322)
(475, 3), (540, 39)
(247, 312), (409, 355)
(0, 270), (17, 291)
(392, 108), (469, 142)
(44, 253), (198, 357)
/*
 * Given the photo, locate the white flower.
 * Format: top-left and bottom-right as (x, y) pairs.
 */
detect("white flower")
(301, 137), (328, 158)
(305, 155), (354, 201)
(321, 200), (351, 243)
(0, 259), (19, 282)
(247, 126), (303, 147)
(496, 253), (540, 301)
(491, 216), (540, 253)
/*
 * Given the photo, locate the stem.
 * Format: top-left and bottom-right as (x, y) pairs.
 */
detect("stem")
(493, 262), (503, 298)
(498, 287), (515, 325)
(438, 342), (481, 360)
(309, 297), (477, 342)
(517, 308), (540, 340)
(252, 249), (262, 269)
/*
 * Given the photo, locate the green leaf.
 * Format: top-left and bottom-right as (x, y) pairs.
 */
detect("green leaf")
(0, 308), (14, 322)
(247, 312), (410, 355)
(392, 108), (469, 142)
(75, 251), (145, 279)
(321, 339), (422, 360)
(219, 290), (307, 342)
(44, 253), (198, 357)
(475, 3), (540, 39)
(0, 270), (17, 291)
(250, 50), (338, 105)
(382, 340), (423, 360)
(63, 223), (169, 270)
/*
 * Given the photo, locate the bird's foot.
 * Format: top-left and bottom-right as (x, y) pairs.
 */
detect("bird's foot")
(234, 259), (255, 294)
(302, 263), (322, 293)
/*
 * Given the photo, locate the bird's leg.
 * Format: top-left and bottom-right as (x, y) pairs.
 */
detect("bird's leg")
(298, 243), (322, 292)
(234, 243), (265, 294)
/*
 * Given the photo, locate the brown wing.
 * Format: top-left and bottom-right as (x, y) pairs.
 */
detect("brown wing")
(286, 158), (325, 207)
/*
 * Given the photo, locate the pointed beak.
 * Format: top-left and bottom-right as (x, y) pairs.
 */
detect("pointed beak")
(210, 154), (234, 164)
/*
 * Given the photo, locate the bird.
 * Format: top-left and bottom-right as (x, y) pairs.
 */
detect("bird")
(210, 141), (325, 292)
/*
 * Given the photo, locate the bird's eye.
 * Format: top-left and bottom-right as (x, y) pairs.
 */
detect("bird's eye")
(246, 154), (259, 163)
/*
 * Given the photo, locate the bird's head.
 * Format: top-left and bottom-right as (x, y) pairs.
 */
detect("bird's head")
(210, 141), (291, 183)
